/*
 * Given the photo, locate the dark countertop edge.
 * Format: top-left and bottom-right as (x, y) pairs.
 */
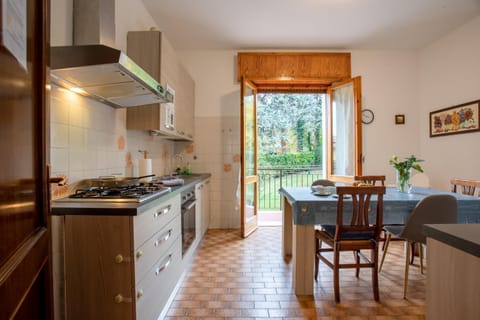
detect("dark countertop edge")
(423, 224), (480, 257)
(51, 173), (211, 216)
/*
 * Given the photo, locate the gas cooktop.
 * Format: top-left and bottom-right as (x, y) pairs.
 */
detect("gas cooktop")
(61, 183), (171, 203)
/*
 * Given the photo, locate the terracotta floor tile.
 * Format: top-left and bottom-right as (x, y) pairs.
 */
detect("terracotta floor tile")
(166, 227), (426, 319)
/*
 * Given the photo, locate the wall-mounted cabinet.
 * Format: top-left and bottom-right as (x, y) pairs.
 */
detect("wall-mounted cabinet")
(126, 31), (195, 141)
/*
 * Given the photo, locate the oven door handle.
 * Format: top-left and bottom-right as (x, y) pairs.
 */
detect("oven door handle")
(182, 200), (196, 211)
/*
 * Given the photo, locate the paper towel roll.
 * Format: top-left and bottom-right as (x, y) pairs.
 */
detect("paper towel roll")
(138, 159), (153, 182)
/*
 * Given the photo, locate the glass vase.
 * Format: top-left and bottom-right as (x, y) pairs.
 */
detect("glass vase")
(396, 169), (412, 193)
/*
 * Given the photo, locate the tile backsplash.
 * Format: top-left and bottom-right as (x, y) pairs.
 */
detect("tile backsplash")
(50, 86), (175, 197)
(50, 86), (241, 229)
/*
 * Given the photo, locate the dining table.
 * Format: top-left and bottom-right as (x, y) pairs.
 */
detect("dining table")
(279, 186), (480, 295)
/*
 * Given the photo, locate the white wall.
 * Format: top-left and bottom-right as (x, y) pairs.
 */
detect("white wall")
(115, 0), (158, 51)
(50, 0), (73, 46)
(418, 15), (480, 190)
(179, 49), (419, 228)
(352, 51), (419, 181)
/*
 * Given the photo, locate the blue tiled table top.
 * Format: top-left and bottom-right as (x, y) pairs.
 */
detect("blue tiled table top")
(279, 186), (480, 225)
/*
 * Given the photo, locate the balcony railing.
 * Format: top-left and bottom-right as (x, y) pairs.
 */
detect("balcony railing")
(258, 166), (323, 210)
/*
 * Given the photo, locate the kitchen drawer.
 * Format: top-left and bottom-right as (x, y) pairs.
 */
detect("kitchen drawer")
(134, 213), (181, 284)
(135, 237), (182, 320)
(134, 194), (180, 249)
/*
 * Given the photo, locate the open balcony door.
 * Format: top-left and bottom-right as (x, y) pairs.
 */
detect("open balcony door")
(326, 77), (363, 183)
(240, 78), (258, 238)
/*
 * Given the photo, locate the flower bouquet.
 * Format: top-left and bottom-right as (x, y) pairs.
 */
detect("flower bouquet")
(388, 155), (424, 192)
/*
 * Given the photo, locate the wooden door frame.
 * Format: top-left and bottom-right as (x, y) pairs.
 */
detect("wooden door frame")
(0, 0), (53, 318)
(240, 78), (259, 237)
(326, 76), (363, 184)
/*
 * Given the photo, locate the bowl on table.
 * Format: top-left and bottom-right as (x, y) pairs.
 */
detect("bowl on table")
(311, 185), (336, 196)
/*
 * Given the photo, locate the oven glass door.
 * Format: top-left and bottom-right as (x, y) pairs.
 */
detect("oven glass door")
(181, 199), (196, 255)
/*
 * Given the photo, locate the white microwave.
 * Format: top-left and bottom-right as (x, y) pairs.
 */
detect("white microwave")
(164, 85), (175, 130)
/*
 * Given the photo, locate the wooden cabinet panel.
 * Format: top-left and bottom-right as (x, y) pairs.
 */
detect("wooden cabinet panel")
(64, 215), (135, 320)
(127, 32), (161, 81)
(237, 52), (351, 89)
(426, 238), (480, 320)
(63, 195), (182, 320)
(127, 31), (195, 141)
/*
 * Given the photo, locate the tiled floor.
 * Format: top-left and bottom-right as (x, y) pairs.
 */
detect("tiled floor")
(258, 211), (282, 226)
(166, 227), (426, 319)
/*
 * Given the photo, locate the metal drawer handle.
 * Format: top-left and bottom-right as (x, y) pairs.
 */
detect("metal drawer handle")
(153, 204), (171, 218)
(136, 289), (144, 300)
(154, 229), (172, 247)
(155, 254), (172, 276)
(182, 200), (196, 211)
(136, 250), (143, 259)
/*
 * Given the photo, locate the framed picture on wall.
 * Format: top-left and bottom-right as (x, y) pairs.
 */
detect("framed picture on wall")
(429, 100), (480, 137)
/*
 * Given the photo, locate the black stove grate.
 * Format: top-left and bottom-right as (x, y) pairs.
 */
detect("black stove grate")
(69, 183), (171, 202)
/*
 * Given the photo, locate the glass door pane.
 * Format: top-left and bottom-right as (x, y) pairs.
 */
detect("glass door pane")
(327, 77), (362, 183)
(241, 79), (258, 237)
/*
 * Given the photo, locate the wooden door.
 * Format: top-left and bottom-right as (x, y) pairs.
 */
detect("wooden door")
(240, 79), (258, 238)
(0, 0), (52, 319)
(326, 77), (362, 183)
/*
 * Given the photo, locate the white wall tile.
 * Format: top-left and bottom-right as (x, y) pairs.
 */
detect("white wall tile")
(68, 126), (85, 149)
(51, 147), (68, 173)
(51, 123), (69, 148)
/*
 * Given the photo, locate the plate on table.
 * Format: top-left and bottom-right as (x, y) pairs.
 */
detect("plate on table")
(332, 194), (352, 199)
(312, 191), (333, 196)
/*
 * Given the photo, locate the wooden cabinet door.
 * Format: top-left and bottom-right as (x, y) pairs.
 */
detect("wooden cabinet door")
(0, 0), (52, 319)
(326, 77), (363, 184)
(240, 79), (259, 238)
(64, 216), (135, 320)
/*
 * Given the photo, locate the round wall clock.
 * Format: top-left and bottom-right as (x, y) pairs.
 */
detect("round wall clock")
(362, 109), (374, 124)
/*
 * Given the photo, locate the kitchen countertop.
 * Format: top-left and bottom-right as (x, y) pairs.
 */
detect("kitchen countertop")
(423, 223), (480, 257)
(51, 173), (211, 216)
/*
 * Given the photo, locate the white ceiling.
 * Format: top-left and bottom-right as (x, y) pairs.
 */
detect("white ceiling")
(142, 0), (480, 50)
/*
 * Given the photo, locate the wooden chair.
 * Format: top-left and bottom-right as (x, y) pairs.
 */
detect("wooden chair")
(315, 185), (385, 302)
(450, 178), (480, 196)
(379, 194), (457, 298)
(354, 175), (386, 186)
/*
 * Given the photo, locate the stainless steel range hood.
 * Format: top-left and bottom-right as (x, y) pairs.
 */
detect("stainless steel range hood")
(50, 45), (173, 108)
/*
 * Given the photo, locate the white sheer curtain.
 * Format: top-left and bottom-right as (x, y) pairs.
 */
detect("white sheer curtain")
(332, 83), (354, 176)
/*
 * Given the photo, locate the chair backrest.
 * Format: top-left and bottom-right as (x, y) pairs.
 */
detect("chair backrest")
(450, 178), (480, 196)
(312, 179), (336, 187)
(401, 194), (457, 244)
(335, 186), (386, 241)
(354, 175), (386, 186)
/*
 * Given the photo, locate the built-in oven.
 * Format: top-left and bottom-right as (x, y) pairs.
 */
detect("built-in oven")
(181, 187), (196, 256)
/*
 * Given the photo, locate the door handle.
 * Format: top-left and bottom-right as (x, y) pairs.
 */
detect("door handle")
(49, 176), (66, 186)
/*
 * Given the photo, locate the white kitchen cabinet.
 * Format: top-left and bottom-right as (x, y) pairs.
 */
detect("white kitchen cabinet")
(126, 31), (194, 141)
(195, 178), (211, 238)
(63, 194), (182, 320)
